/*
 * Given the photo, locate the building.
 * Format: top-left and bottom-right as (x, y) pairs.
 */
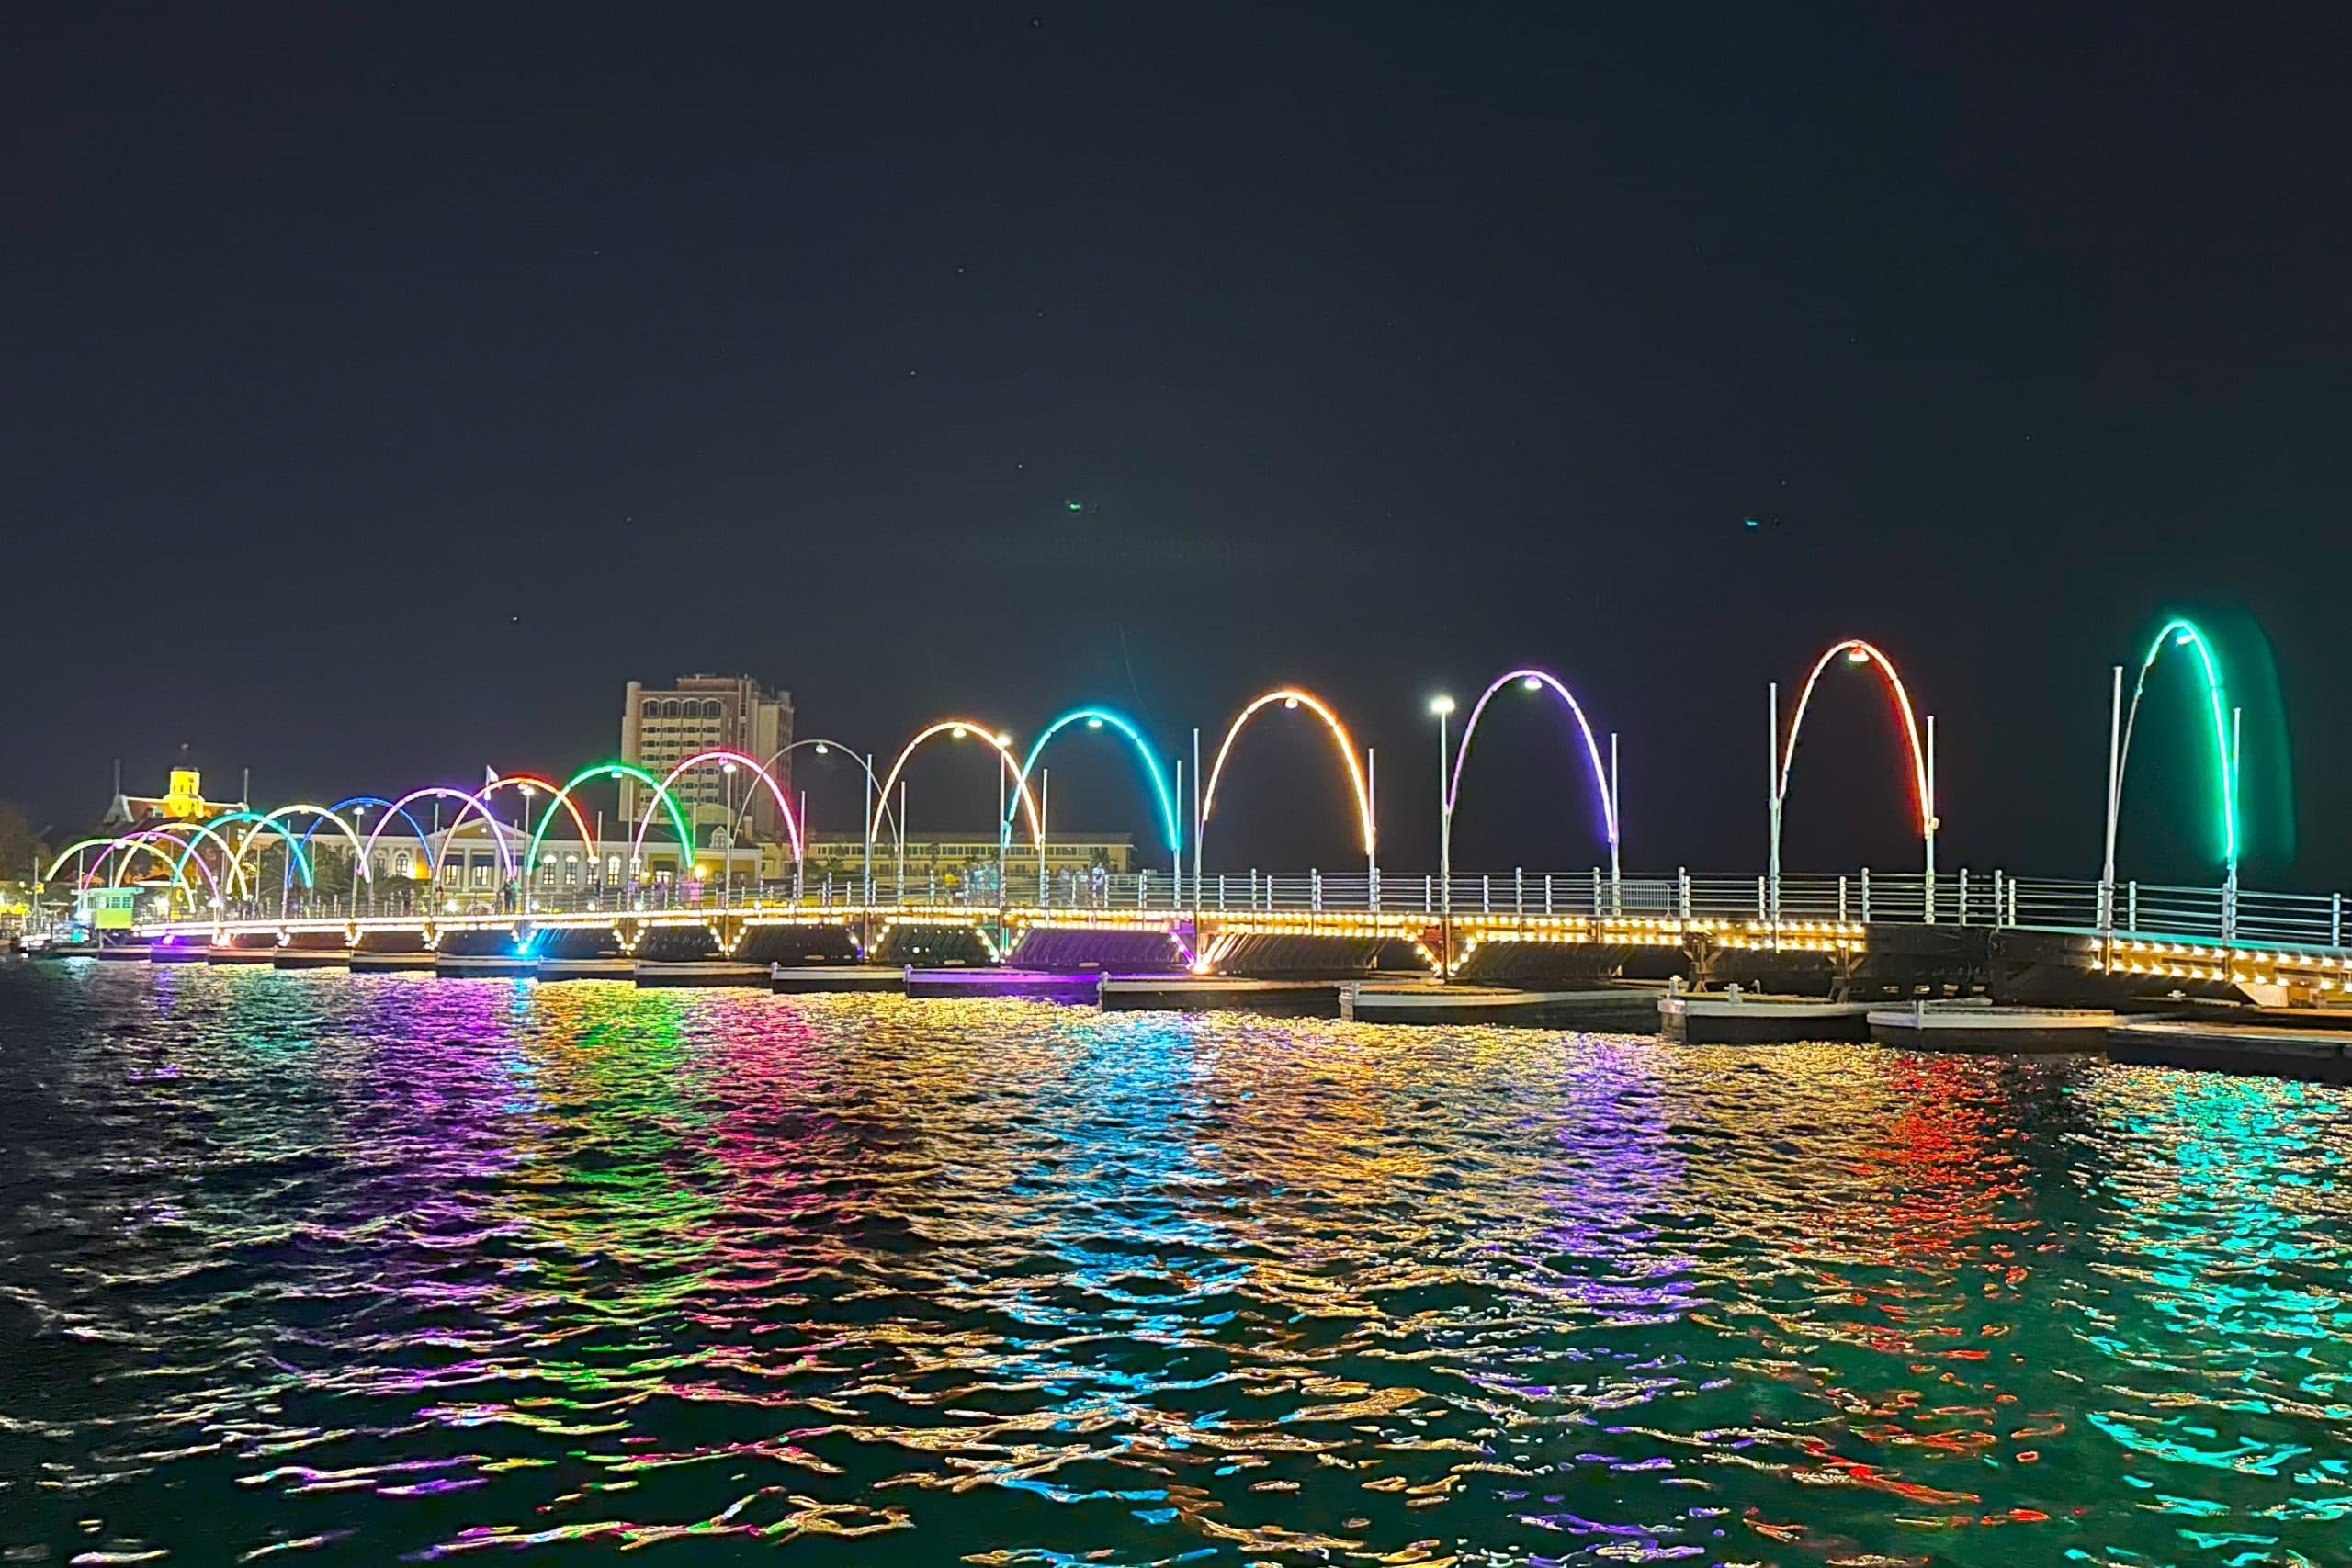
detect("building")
(620, 674), (793, 846)
(98, 764), (243, 828)
(802, 831), (1133, 893)
(314, 825), (763, 907)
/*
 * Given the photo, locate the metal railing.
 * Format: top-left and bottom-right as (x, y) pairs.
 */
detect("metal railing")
(120, 865), (2352, 955)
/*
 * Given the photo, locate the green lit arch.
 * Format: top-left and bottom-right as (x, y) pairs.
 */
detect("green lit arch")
(526, 761), (696, 884)
(2119, 617), (2237, 873)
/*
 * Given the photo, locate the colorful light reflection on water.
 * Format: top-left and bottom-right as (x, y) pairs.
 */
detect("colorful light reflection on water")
(4, 962), (2350, 1564)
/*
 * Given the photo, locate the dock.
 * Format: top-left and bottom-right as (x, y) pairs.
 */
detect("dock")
(1100, 976), (1345, 1016)
(1868, 1001), (2116, 1052)
(1342, 981), (1662, 1029)
(771, 964), (905, 994)
(905, 968), (1104, 1002)
(2109, 1019), (2352, 1082)
(636, 961), (770, 988)
(1659, 992), (1873, 1043)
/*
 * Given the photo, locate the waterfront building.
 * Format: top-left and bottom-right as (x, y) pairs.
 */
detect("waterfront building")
(802, 831), (1132, 887)
(619, 674), (793, 845)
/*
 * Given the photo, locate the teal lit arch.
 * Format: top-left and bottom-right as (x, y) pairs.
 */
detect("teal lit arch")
(1005, 706), (1182, 857)
(2118, 617), (2236, 874)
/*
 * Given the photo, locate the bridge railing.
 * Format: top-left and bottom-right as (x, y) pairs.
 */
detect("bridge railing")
(136, 866), (2352, 953)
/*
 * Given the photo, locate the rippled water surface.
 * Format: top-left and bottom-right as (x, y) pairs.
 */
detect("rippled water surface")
(5, 962), (2351, 1565)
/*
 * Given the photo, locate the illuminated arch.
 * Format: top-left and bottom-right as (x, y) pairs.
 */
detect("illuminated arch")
(187, 810), (316, 889)
(1010, 707), (1182, 855)
(868, 722), (1045, 847)
(2118, 617), (2237, 871)
(45, 836), (141, 882)
(154, 820), (266, 897)
(628, 750), (804, 865)
(104, 829), (225, 900)
(361, 788), (515, 881)
(480, 774), (600, 879)
(1444, 669), (1618, 849)
(49, 831), (221, 910)
(300, 796), (437, 868)
(223, 805), (368, 889)
(1775, 639), (1931, 833)
(525, 761), (695, 883)
(120, 838), (220, 903)
(60, 822), (244, 897)
(1199, 688), (1374, 864)
(741, 738), (901, 848)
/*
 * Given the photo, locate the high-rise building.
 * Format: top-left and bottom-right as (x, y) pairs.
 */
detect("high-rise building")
(620, 675), (793, 848)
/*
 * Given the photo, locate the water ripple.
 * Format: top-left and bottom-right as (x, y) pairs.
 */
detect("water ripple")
(3, 962), (2350, 1563)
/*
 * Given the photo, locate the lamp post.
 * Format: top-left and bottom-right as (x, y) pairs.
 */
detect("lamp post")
(518, 785), (534, 911)
(2099, 664), (2122, 938)
(2224, 705), (2242, 943)
(720, 762), (737, 908)
(1923, 715), (1937, 924)
(1765, 681), (1781, 933)
(994, 732), (1012, 941)
(736, 736), (895, 915)
(1037, 768), (1051, 906)
(1608, 731), (1622, 917)
(349, 804), (371, 918)
(1430, 695), (1455, 977)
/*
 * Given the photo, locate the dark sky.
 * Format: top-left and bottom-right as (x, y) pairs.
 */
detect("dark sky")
(7, 5), (2348, 886)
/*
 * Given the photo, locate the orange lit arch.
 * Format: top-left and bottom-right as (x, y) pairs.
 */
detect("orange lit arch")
(1199, 687), (1375, 865)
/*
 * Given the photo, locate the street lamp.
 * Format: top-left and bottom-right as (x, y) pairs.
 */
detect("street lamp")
(518, 785), (535, 911)
(1430, 695), (1455, 978)
(720, 762), (738, 906)
(738, 737), (896, 920)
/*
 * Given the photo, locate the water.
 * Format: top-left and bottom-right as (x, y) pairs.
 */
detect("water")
(3, 963), (2349, 1566)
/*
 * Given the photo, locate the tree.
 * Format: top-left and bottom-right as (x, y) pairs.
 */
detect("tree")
(0, 800), (46, 884)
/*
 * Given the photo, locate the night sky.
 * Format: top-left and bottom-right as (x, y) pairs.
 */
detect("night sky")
(7, 6), (2347, 886)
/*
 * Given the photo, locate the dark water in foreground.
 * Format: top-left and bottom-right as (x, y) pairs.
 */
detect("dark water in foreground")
(3, 964), (2349, 1566)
